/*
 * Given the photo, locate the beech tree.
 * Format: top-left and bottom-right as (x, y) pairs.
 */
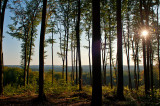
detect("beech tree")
(116, 0), (125, 100)
(91, 0), (102, 105)
(39, 0), (47, 100)
(0, 0), (8, 95)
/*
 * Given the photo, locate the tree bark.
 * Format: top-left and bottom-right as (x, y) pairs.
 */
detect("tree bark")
(88, 28), (92, 85)
(136, 41), (140, 90)
(140, 0), (148, 95)
(157, 0), (160, 92)
(0, 0), (8, 95)
(39, 0), (47, 100)
(91, 0), (102, 105)
(109, 14), (113, 89)
(76, 50), (78, 85)
(27, 20), (34, 85)
(24, 30), (28, 87)
(144, 0), (150, 94)
(76, 0), (82, 91)
(127, 8), (132, 90)
(116, 0), (125, 100)
(51, 27), (54, 84)
(65, 1), (69, 82)
(103, 31), (107, 86)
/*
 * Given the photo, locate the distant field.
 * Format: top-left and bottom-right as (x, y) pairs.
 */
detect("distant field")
(5, 65), (144, 72)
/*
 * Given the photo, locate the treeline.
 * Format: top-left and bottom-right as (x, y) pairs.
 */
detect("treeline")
(0, 0), (160, 105)
(3, 66), (160, 88)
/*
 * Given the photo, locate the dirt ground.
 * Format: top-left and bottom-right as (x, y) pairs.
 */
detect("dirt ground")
(0, 93), (91, 106)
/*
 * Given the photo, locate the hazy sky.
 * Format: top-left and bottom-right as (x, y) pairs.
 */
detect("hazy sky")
(3, 8), (141, 66)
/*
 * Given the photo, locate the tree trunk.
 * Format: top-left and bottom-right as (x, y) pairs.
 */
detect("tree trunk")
(0, 0), (8, 95)
(127, 10), (132, 90)
(140, 0), (148, 95)
(157, 0), (160, 92)
(66, 2), (69, 82)
(76, 0), (82, 91)
(103, 32), (107, 86)
(27, 20), (34, 85)
(24, 31), (28, 87)
(52, 28), (54, 84)
(74, 44), (76, 81)
(76, 50), (78, 85)
(71, 34), (74, 82)
(116, 0), (125, 100)
(39, 0), (47, 100)
(150, 44), (153, 94)
(133, 40), (137, 89)
(145, 0), (150, 94)
(136, 42), (140, 89)
(62, 30), (66, 79)
(123, 30), (132, 90)
(91, 0), (102, 105)
(109, 14), (113, 89)
(88, 28), (92, 85)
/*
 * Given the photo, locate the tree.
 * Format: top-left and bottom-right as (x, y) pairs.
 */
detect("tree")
(0, 0), (8, 95)
(76, 0), (82, 90)
(91, 0), (102, 105)
(26, 0), (41, 85)
(39, 0), (47, 100)
(8, 0), (41, 86)
(156, 0), (160, 92)
(143, 0), (151, 95)
(116, 0), (125, 100)
(47, 20), (56, 84)
(8, 1), (30, 87)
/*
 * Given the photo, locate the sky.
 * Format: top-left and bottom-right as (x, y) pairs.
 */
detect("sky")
(3, 8), (140, 66)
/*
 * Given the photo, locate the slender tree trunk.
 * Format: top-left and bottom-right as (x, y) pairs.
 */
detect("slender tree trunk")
(62, 59), (64, 79)
(91, 0), (102, 105)
(116, 0), (124, 100)
(58, 26), (64, 79)
(39, 0), (47, 100)
(134, 40), (137, 89)
(88, 29), (92, 85)
(140, 0), (147, 95)
(115, 54), (118, 86)
(103, 31), (107, 86)
(145, 0), (150, 94)
(112, 58), (117, 86)
(71, 34), (74, 82)
(136, 41), (140, 89)
(27, 20), (34, 85)
(76, 50), (78, 85)
(132, 38), (137, 89)
(102, 45), (104, 84)
(24, 31), (28, 87)
(127, 11), (132, 90)
(150, 44), (153, 94)
(109, 14), (113, 89)
(123, 30), (132, 90)
(74, 45), (76, 81)
(150, 7), (155, 94)
(52, 28), (54, 84)
(76, 0), (82, 91)
(157, 0), (160, 92)
(0, 0), (8, 95)
(62, 30), (66, 79)
(66, 3), (69, 82)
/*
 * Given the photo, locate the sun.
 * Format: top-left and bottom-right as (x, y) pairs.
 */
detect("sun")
(141, 30), (148, 37)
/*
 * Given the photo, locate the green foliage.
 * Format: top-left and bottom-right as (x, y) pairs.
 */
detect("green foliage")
(3, 67), (24, 86)
(3, 67), (38, 86)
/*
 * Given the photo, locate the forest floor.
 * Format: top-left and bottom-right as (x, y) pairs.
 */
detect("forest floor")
(0, 92), (142, 106)
(0, 87), (160, 106)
